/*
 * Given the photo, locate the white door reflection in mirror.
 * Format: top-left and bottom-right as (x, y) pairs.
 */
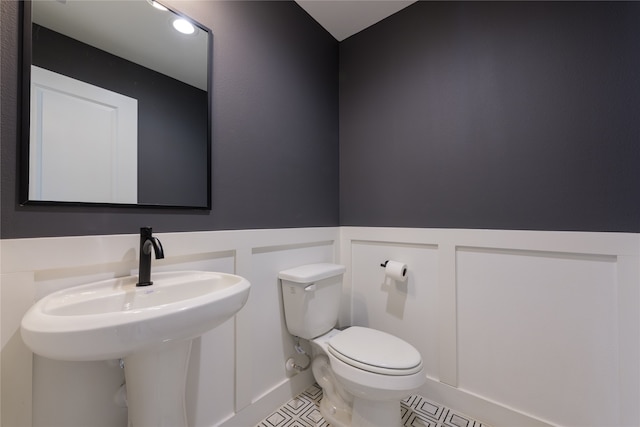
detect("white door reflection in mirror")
(29, 66), (138, 204)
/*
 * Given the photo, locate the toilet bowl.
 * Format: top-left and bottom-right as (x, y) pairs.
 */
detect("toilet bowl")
(278, 263), (426, 427)
(311, 327), (425, 427)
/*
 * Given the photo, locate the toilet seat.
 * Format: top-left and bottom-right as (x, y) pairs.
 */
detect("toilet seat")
(328, 327), (423, 376)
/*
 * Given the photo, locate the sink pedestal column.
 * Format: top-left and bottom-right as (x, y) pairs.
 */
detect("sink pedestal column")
(124, 340), (192, 427)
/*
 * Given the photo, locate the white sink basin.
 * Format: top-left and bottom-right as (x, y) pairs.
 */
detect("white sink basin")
(21, 271), (250, 361)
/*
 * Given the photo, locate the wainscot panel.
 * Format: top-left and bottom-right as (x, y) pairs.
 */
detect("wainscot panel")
(340, 227), (639, 427)
(0, 227), (339, 427)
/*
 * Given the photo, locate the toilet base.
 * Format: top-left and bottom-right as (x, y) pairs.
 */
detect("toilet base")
(319, 396), (351, 427)
(319, 394), (402, 427)
(352, 398), (401, 427)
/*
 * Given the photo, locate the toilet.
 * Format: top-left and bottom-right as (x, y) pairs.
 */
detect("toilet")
(278, 263), (425, 427)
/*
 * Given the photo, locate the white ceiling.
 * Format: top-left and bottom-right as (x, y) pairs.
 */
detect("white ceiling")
(31, 0), (415, 89)
(295, 0), (417, 41)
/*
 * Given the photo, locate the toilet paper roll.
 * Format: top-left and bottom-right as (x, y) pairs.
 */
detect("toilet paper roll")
(385, 260), (408, 282)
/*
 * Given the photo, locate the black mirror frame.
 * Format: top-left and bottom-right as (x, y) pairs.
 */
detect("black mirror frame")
(18, 0), (213, 210)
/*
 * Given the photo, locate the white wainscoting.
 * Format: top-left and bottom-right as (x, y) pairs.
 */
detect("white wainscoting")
(340, 227), (639, 427)
(2, 227), (638, 427)
(0, 228), (338, 427)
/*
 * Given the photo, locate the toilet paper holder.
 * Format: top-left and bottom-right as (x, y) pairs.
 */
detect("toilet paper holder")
(380, 260), (408, 281)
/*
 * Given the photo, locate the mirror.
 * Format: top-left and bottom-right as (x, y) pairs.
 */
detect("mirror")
(20, 0), (212, 208)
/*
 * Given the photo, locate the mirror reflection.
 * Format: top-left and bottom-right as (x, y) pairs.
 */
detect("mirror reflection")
(24, 0), (211, 208)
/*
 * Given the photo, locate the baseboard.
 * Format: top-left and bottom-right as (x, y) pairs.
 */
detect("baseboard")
(219, 369), (314, 427)
(420, 378), (555, 427)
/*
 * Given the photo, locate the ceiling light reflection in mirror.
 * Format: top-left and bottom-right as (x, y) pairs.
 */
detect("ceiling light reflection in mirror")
(32, 0), (208, 90)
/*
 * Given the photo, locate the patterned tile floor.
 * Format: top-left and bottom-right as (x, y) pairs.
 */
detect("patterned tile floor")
(257, 384), (489, 427)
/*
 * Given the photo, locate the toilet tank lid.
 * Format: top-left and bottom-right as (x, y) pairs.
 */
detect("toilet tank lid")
(278, 263), (346, 284)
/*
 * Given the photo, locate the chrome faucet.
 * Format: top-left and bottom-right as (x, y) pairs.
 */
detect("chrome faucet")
(137, 227), (165, 286)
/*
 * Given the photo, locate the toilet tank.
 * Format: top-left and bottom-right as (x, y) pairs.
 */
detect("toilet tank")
(278, 263), (346, 340)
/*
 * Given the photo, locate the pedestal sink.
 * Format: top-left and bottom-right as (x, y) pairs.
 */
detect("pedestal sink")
(21, 271), (250, 427)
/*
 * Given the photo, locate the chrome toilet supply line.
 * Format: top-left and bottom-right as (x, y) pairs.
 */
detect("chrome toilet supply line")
(286, 337), (311, 373)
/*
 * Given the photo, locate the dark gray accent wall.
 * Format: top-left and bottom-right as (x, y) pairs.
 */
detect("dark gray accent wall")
(339, 1), (640, 232)
(1, 1), (339, 238)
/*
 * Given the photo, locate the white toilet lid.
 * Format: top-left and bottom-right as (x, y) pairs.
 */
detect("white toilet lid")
(328, 327), (423, 375)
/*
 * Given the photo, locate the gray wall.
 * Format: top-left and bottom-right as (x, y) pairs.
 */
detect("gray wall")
(339, 1), (640, 232)
(4, 1), (640, 237)
(1, 1), (339, 238)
